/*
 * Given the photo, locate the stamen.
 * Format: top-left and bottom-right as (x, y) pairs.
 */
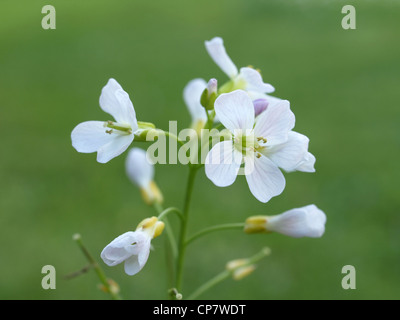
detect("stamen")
(257, 137), (267, 144)
(104, 120), (132, 135)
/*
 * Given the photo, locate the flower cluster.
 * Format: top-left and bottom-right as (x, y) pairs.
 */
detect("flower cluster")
(71, 37), (326, 299)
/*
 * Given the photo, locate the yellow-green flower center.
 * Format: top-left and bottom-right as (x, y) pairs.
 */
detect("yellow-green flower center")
(233, 131), (266, 157)
(104, 121), (132, 135)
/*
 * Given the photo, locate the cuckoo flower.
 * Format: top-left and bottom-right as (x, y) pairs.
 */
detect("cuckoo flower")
(244, 205), (326, 238)
(205, 37), (279, 105)
(71, 78), (138, 163)
(205, 90), (314, 203)
(101, 217), (164, 276)
(183, 78), (208, 132)
(125, 148), (163, 205)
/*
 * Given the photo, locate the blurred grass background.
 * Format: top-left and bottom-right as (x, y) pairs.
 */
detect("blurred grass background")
(0, 0), (399, 299)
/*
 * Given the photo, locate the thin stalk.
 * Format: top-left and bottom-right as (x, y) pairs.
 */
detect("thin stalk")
(158, 129), (184, 147)
(187, 247), (271, 300)
(185, 223), (245, 246)
(73, 234), (121, 300)
(175, 166), (198, 292)
(187, 270), (230, 300)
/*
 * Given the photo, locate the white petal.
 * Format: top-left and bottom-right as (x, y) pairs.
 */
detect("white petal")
(244, 154), (285, 203)
(267, 204), (326, 238)
(239, 67), (275, 93)
(214, 90), (255, 132)
(71, 121), (115, 153)
(205, 141), (242, 187)
(96, 134), (134, 163)
(126, 148), (154, 188)
(183, 78), (208, 122)
(205, 37), (238, 78)
(262, 131), (310, 172)
(100, 231), (145, 266)
(124, 239), (151, 276)
(99, 78), (138, 130)
(254, 100), (295, 146)
(295, 152), (316, 172)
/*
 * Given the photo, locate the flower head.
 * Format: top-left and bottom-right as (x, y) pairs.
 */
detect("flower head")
(125, 148), (163, 205)
(71, 78), (139, 163)
(205, 90), (314, 203)
(101, 217), (164, 276)
(245, 205), (326, 238)
(205, 37), (278, 104)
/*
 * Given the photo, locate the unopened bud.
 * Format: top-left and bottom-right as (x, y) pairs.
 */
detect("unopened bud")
(253, 99), (269, 116)
(200, 78), (218, 110)
(232, 265), (256, 280)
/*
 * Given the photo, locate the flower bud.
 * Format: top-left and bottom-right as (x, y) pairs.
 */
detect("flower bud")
(226, 258), (255, 281)
(200, 78), (218, 110)
(253, 98), (269, 116)
(244, 205), (326, 238)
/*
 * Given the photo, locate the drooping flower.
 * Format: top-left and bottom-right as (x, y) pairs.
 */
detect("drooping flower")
(71, 78), (139, 163)
(125, 148), (163, 205)
(205, 90), (314, 203)
(244, 205), (326, 238)
(205, 37), (279, 105)
(101, 217), (164, 276)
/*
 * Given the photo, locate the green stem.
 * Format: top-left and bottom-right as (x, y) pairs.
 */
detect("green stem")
(157, 207), (184, 222)
(185, 223), (245, 246)
(158, 129), (185, 147)
(153, 204), (179, 270)
(175, 166), (198, 292)
(73, 234), (121, 300)
(187, 247), (271, 300)
(187, 270), (231, 300)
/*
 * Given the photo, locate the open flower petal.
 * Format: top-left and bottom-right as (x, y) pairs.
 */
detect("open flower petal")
(214, 90), (255, 132)
(205, 141), (243, 187)
(71, 121), (116, 154)
(295, 152), (316, 172)
(244, 154), (285, 203)
(239, 67), (275, 94)
(99, 78), (138, 130)
(254, 100), (295, 146)
(183, 78), (208, 122)
(124, 239), (151, 276)
(97, 134), (134, 163)
(205, 37), (238, 78)
(262, 131), (311, 172)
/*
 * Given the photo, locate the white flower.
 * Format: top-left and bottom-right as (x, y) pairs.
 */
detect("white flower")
(71, 78), (138, 163)
(205, 90), (314, 203)
(101, 217), (164, 276)
(183, 78), (208, 130)
(245, 205), (326, 238)
(205, 37), (279, 104)
(125, 148), (163, 205)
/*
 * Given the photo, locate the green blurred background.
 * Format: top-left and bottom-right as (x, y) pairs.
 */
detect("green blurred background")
(0, 0), (399, 300)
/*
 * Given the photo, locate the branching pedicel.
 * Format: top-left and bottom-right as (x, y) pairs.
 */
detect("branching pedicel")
(70, 37), (326, 300)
